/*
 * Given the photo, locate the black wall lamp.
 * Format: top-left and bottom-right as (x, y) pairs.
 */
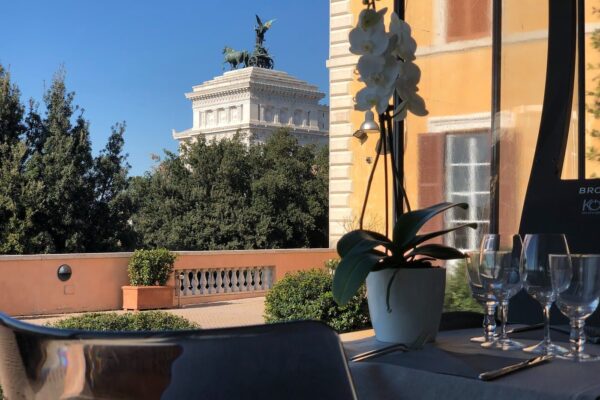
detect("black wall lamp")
(57, 264), (72, 282)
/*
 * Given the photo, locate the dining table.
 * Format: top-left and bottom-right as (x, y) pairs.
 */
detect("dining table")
(341, 326), (600, 400)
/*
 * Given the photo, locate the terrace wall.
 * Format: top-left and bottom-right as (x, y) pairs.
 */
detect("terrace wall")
(0, 249), (337, 317)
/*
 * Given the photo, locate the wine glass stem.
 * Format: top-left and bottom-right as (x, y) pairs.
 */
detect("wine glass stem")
(484, 301), (497, 342)
(499, 300), (509, 340)
(543, 303), (552, 346)
(570, 318), (586, 356)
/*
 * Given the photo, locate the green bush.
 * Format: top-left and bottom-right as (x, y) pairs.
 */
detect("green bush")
(128, 248), (176, 286)
(444, 261), (483, 313)
(49, 311), (198, 331)
(264, 269), (370, 333)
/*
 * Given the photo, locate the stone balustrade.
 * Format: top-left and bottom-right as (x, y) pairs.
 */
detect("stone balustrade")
(177, 266), (274, 297)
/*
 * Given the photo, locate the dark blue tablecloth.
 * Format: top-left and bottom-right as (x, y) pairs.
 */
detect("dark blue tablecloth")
(344, 327), (600, 400)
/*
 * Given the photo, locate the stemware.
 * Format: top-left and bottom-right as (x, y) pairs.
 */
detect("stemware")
(479, 235), (524, 350)
(465, 251), (495, 343)
(552, 254), (600, 361)
(521, 233), (570, 355)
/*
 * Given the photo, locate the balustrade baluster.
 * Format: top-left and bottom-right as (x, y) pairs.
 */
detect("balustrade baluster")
(186, 272), (193, 293)
(216, 269), (223, 293)
(199, 271), (207, 294)
(207, 270), (215, 294)
(191, 271), (199, 295)
(241, 269), (248, 292)
(250, 268), (256, 290)
(178, 270), (185, 296)
(196, 271), (202, 292)
(224, 270), (231, 293)
(231, 270), (239, 292)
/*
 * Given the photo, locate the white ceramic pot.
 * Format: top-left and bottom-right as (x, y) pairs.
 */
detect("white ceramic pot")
(366, 267), (446, 344)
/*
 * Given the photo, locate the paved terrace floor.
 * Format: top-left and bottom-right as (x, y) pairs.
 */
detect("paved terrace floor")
(18, 297), (266, 329)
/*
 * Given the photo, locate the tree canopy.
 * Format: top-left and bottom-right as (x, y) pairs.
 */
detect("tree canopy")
(0, 66), (132, 254)
(0, 65), (329, 253)
(130, 130), (329, 250)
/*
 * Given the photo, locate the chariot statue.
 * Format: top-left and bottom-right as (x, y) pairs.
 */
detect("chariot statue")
(223, 15), (275, 70)
(254, 15), (275, 47)
(223, 47), (249, 70)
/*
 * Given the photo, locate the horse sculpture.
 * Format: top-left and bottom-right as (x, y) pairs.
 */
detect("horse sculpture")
(223, 47), (249, 70)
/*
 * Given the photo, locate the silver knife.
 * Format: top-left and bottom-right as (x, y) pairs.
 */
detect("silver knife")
(350, 343), (409, 363)
(478, 355), (553, 381)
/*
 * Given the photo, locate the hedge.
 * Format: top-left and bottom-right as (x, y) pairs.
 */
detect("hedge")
(49, 311), (198, 331)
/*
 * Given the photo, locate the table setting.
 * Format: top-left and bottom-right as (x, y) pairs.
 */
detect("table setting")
(342, 233), (600, 400)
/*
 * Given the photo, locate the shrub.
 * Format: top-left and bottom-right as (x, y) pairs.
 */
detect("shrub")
(444, 260), (483, 313)
(264, 268), (370, 333)
(49, 311), (198, 331)
(128, 248), (176, 286)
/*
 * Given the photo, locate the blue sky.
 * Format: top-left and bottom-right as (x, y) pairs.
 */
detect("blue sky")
(0, 1), (330, 176)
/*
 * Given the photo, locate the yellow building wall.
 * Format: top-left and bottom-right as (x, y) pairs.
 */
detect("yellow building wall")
(329, 0), (600, 246)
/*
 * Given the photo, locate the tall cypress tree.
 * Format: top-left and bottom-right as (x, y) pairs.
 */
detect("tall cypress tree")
(0, 66), (25, 147)
(88, 122), (135, 251)
(24, 70), (95, 253)
(0, 65), (29, 253)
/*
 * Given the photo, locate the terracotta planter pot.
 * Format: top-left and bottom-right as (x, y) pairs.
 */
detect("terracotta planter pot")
(122, 286), (174, 311)
(366, 267), (446, 344)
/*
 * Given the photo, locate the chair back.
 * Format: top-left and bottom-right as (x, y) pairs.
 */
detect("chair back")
(0, 315), (357, 400)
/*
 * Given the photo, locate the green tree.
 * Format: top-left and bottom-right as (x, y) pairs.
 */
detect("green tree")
(88, 122), (135, 251)
(251, 130), (328, 248)
(0, 66), (29, 253)
(23, 70), (96, 253)
(131, 130), (329, 250)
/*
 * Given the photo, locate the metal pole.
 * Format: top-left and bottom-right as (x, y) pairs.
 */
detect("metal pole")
(394, 0), (406, 222)
(578, 0), (586, 179)
(490, 0), (502, 234)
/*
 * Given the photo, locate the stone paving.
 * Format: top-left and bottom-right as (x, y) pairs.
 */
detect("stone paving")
(19, 296), (266, 329)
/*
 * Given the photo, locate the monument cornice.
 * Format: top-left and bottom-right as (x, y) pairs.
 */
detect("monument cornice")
(186, 86), (250, 101)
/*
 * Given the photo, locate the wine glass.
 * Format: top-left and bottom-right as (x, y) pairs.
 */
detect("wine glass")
(479, 240), (524, 350)
(465, 251), (495, 343)
(521, 234), (570, 355)
(552, 254), (600, 362)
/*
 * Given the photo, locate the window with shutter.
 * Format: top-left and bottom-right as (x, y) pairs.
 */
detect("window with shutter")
(418, 132), (446, 237)
(446, 0), (491, 42)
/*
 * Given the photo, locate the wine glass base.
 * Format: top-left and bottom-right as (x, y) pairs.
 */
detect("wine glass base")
(558, 352), (600, 362)
(481, 338), (524, 351)
(523, 341), (568, 356)
(470, 336), (486, 343)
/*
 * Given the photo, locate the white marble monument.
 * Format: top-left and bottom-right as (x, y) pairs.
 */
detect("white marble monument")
(172, 67), (329, 147)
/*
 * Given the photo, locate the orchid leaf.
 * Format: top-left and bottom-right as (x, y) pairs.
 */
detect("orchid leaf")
(337, 229), (392, 258)
(393, 202), (469, 250)
(333, 248), (384, 305)
(407, 223), (477, 249)
(407, 244), (467, 260)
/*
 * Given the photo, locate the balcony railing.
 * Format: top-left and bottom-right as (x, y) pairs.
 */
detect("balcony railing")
(177, 266), (274, 297)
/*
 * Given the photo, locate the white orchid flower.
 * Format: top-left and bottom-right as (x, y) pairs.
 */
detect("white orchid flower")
(395, 61), (421, 92)
(349, 8), (389, 56)
(389, 12), (417, 61)
(359, 7), (387, 32)
(350, 6), (427, 121)
(357, 54), (402, 92)
(355, 86), (394, 115)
